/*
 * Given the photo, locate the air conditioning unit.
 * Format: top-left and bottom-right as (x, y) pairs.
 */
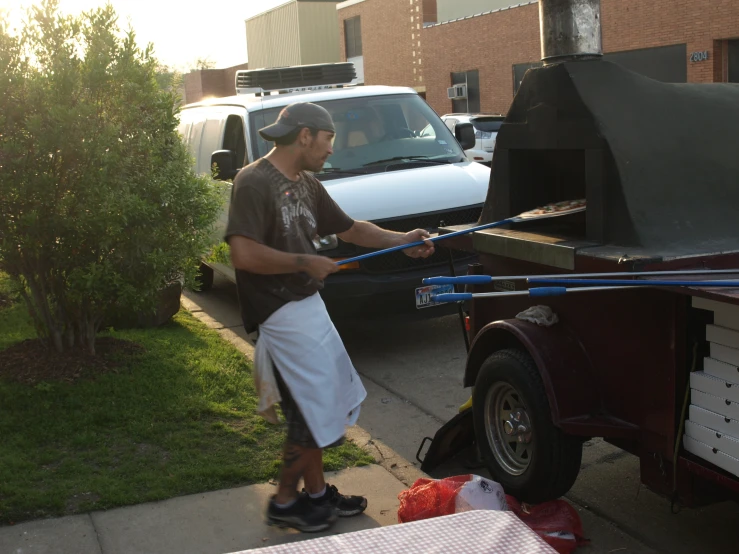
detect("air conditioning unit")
(447, 84), (467, 100)
(235, 62), (356, 95)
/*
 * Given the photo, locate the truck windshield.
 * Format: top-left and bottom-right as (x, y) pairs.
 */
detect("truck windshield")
(250, 94), (466, 174)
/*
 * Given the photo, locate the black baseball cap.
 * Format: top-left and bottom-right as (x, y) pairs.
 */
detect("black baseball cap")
(258, 102), (335, 141)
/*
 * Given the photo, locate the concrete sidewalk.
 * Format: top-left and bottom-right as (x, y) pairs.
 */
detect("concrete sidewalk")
(0, 295), (427, 554)
(0, 465), (411, 554)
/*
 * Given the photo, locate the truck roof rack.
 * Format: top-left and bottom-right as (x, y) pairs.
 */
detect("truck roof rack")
(235, 62), (356, 96)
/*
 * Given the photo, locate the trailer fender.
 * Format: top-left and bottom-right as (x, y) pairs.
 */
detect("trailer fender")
(464, 319), (601, 426)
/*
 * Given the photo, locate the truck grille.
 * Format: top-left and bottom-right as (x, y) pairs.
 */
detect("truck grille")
(359, 205), (482, 274)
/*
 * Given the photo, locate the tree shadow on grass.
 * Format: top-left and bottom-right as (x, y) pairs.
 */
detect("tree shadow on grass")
(0, 312), (291, 523)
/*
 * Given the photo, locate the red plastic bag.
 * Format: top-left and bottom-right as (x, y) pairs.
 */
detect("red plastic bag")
(506, 495), (589, 554)
(397, 475), (507, 523)
(397, 476), (588, 554)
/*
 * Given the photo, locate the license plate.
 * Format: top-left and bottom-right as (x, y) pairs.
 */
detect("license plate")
(415, 284), (455, 309)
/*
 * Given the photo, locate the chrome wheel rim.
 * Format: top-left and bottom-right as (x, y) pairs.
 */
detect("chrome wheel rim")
(484, 382), (533, 476)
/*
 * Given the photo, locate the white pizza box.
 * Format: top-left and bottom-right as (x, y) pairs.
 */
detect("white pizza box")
(692, 296), (739, 316)
(690, 404), (739, 439)
(690, 371), (739, 404)
(691, 390), (739, 421)
(710, 343), (739, 368)
(683, 435), (739, 479)
(706, 324), (739, 350)
(685, 420), (739, 462)
(714, 310), (739, 332)
(704, 357), (739, 385)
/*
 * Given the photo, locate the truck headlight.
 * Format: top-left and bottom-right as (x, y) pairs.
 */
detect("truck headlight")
(313, 234), (338, 252)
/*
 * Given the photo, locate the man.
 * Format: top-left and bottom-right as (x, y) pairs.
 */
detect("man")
(225, 102), (434, 533)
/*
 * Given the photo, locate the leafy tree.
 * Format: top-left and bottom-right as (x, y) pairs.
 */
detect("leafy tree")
(0, 0), (224, 355)
(193, 57), (216, 70)
(155, 64), (182, 91)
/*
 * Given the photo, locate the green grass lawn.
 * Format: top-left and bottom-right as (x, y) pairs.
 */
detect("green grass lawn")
(0, 274), (372, 524)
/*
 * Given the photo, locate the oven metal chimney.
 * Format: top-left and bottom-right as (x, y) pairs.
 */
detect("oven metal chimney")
(539, 0), (602, 64)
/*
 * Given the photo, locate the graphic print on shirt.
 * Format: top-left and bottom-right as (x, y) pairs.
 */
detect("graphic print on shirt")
(279, 199), (316, 239)
(273, 171), (319, 240)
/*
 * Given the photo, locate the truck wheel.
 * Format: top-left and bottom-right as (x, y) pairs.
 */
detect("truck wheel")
(472, 348), (582, 503)
(194, 262), (214, 292)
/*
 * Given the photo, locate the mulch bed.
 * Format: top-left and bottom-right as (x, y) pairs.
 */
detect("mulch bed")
(0, 337), (144, 385)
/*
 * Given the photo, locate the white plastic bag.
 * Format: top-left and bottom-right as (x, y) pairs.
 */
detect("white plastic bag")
(516, 305), (559, 327)
(454, 475), (509, 513)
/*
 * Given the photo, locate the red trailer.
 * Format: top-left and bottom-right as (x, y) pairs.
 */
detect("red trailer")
(427, 0), (739, 508)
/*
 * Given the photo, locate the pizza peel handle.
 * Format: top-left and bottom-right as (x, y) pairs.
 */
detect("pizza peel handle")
(430, 284), (644, 304)
(334, 199), (587, 267)
(529, 278), (739, 288)
(422, 269), (739, 287)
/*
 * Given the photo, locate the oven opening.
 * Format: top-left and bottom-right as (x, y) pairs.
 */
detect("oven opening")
(508, 149), (587, 238)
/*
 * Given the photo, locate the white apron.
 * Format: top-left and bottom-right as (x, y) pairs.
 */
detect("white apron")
(252, 293), (366, 448)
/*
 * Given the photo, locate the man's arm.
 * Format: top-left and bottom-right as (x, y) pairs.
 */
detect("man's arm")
(337, 221), (435, 258)
(229, 236), (338, 280)
(312, 176), (432, 258)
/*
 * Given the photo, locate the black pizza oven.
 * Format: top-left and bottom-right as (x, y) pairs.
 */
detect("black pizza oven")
(480, 0), (739, 258)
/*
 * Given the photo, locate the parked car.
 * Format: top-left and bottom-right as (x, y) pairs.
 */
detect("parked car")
(177, 63), (491, 315)
(440, 113), (505, 166)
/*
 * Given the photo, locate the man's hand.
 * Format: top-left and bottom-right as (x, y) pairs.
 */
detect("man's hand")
(337, 221), (435, 258)
(297, 254), (340, 280)
(402, 229), (435, 258)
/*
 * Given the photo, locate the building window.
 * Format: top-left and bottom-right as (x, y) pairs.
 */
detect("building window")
(729, 39), (739, 83)
(451, 69), (480, 113)
(344, 17), (362, 59)
(512, 44), (690, 95)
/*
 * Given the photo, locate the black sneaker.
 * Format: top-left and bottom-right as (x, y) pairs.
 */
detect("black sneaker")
(266, 494), (337, 532)
(306, 484), (368, 517)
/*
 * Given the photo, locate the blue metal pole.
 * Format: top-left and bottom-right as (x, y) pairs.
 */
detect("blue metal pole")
(423, 269), (739, 286)
(528, 278), (739, 287)
(334, 218), (514, 266)
(431, 285), (640, 303)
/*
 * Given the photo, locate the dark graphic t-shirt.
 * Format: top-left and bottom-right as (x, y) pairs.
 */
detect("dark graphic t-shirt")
(225, 158), (354, 332)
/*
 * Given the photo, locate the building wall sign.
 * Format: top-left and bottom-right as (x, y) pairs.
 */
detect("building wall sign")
(689, 50), (710, 62)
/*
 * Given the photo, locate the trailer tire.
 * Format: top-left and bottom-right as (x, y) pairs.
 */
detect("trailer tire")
(194, 262), (214, 292)
(472, 348), (582, 503)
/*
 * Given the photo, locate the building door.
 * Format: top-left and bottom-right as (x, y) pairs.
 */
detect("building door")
(729, 40), (739, 83)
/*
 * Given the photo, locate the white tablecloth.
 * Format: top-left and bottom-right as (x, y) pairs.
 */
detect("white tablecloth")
(232, 510), (558, 553)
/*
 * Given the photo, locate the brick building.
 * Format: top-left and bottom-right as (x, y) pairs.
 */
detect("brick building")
(184, 63), (249, 104)
(337, 0), (437, 95)
(338, 0), (739, 116)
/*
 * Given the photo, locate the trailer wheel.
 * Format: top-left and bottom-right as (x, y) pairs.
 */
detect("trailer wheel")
(194, 262), (214, 292)
(472, 348), (582, 503)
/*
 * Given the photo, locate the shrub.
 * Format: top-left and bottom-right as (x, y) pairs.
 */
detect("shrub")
(0, 0), (224, 355)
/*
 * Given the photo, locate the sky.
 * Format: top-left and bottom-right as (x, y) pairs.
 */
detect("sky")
(0, 0), (290, 70)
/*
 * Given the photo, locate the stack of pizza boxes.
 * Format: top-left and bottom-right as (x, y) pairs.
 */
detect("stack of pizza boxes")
(683, 297), (739, 477)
